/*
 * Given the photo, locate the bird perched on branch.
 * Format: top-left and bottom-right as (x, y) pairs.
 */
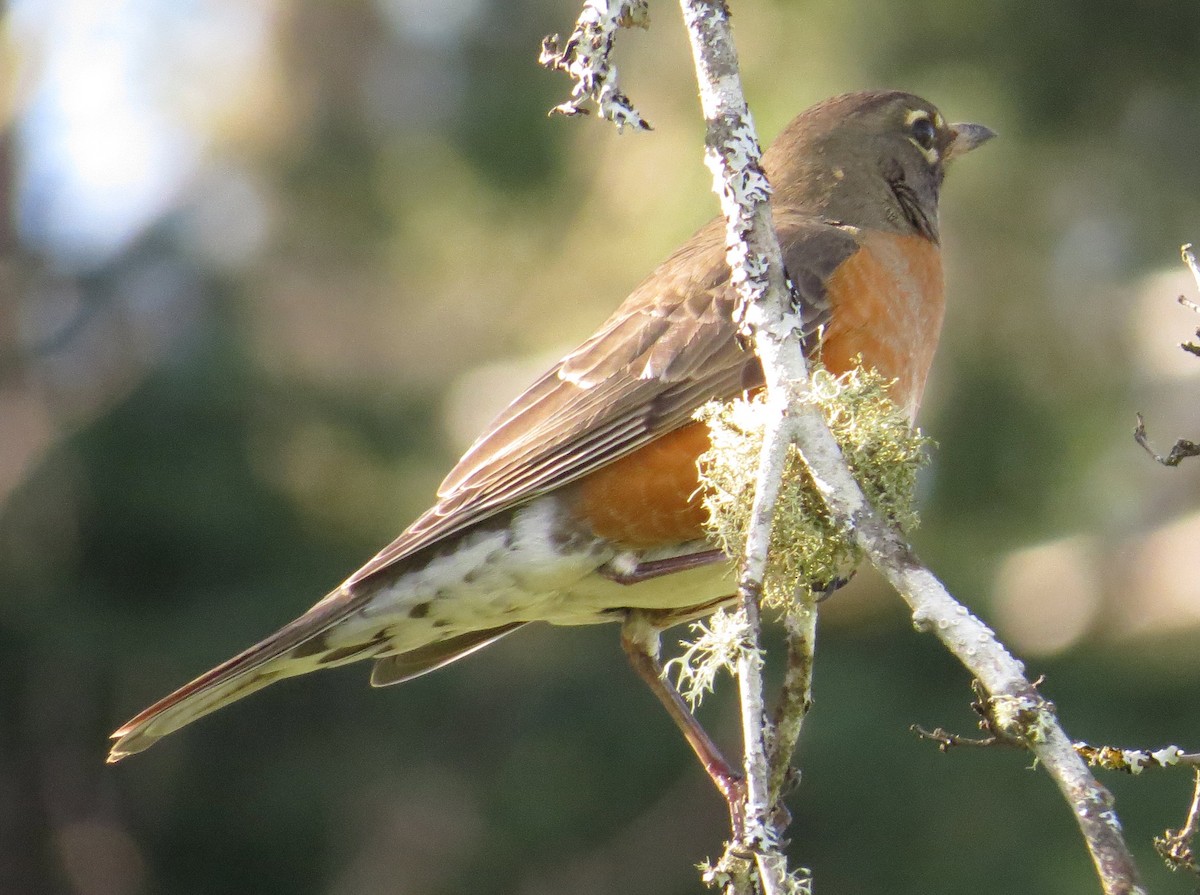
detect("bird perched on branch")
(109, 91), (993, 794)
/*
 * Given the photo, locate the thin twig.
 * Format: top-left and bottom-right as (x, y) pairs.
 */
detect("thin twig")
(1155, 769), (1200, 875)
(911, 725), (999, 751)
(1182, 243), (1200, 292)
(1133, 243), (1200, 465)
(1181, 244), (1200, 355)
(1134, 414), (1200, 467)
(917, 724), (1200, 773)
(1179, 289), (1200, 358)
(768, 602), (817, 803)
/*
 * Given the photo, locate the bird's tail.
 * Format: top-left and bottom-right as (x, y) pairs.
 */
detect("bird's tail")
(107, 587), (376, 763)
(108, 585), (528, 762)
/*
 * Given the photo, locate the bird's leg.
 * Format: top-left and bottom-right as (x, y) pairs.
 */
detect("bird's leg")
(599, 548), (727, 584)
(621, 610), (745, 837)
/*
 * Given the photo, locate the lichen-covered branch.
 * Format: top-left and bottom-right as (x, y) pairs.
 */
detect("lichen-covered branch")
(677, 2), (807, 893)
(540, 0), (651, 131)
(1075, 742), (1200, 774)
(677, 2), (1144, 892)
(865, 540), (1144, 893)
(543, 1), (1146, 890)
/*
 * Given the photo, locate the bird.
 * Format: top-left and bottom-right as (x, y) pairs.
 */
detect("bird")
(108, 91), (994, 792)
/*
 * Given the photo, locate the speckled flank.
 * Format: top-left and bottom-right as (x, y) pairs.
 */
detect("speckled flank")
(349, 495), (733, 640)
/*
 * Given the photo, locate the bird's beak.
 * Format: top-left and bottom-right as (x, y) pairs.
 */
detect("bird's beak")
(944, 122), (997, 161)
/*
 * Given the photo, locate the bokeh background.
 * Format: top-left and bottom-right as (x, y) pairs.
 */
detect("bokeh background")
(3, 1), (1200, 893)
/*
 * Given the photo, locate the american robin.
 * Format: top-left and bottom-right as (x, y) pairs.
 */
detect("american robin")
(108, 91), (993, 788)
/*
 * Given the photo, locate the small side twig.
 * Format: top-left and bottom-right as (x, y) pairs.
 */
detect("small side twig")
(1155, 769), (1200, 876)
(921, 718), (1200, 878)
(1179, 286), (1200, 357)
(912, 725), (998, 750)
(912, 678), (1050, 752)
(1134, 414), (1200, 467)
(540, 0), (652, 131)
(1135, 243), (1200, 465)
(1182, 243), (1200, 302)
(1179, 243), (1200, 354)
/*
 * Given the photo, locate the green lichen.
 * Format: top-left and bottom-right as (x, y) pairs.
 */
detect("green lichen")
(695, 363), (930, 609)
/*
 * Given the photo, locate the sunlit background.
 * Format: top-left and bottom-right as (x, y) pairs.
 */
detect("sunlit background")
(3, 1), (1200, 893)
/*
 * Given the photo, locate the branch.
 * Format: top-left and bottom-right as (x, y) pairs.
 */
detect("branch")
(540, 0), (652, 131)
(546, 2), (1146, 891)
(858, 532), (1144, 892)
(678, 4), (1144, 894)
(677, 2), (807, 893)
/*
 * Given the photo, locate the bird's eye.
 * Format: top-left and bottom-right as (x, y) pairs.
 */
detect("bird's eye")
(910, 115), (937, 150)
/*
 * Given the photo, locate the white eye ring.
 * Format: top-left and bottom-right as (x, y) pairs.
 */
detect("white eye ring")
(905, 110), (942, 164)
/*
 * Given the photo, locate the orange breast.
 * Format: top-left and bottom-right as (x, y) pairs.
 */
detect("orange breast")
(571, 421), (713, 547)
(820, 231), (944, 416)
(573, 231), (944, 549)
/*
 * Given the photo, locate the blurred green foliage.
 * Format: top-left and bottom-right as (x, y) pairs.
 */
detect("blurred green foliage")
(4, 1), (1200, 893)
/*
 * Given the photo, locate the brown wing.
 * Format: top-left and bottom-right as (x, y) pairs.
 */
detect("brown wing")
(346, 213), (860, 588)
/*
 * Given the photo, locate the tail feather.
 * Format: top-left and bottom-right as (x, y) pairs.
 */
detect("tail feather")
(108, 586), (375, 763)
(369, 623), (526, 687)
(108, 662), (291, 762)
